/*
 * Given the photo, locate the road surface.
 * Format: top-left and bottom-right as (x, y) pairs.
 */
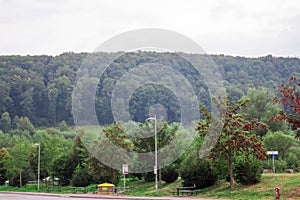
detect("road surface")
(0, 192), (222, 200)
(0, 193), (82, 200)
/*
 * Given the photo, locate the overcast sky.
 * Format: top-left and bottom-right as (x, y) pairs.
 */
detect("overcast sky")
(1, 0), (300, 57)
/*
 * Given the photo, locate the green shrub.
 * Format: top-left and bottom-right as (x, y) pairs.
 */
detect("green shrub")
(52, 154), (74, 186)
(71, 165), (94, 187)
(262, 158), (287, 173)
(0, 163), (7, 185)
(212, 158), (229, 181)
(86, 184), (98, 192)
(234, 156), (262, 185)
(274, 159), (288, 173)
(9, 172), (30, 187)
(128, 173), (143, 181)
(46, 128), (61, 136)
(161, 164), (179, 183)
(61, 131), (76, 140)
(143, 172), (155, 182)
(180, 158), (217, 189)
(58, 121), (68, 131)
(23, 184), (39, 190)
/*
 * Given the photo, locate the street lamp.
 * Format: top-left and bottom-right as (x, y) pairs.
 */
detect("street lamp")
(146, 115), (158, 196)
(34, 143), (40, 192)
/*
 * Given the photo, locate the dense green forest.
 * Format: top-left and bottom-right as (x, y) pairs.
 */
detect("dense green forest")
(0, 52), (299, 127)
(0, 52), (299, 191)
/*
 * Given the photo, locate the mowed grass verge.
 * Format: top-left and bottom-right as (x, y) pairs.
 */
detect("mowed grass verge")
(197, 173), (300, 200)
(0, 173), (299, 199)
(123, 173), (300, 199)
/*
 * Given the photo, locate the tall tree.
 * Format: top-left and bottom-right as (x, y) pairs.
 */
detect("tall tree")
(52, 131), (92, 186)
(272, 77), (300, 138)
(4, 136), (31, 187)
(0, 112), (12, 133)
(87, 123), (131, 182)
(0, 147), (9, 185)
(0, 80), (13, 114)
(241, 88), (289, 135)
(196, 97), (267, 190)
(263, 131), (296, 160)
(16, 116), (35, 134)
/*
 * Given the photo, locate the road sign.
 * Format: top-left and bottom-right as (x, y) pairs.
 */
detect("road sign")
(267, 151), (278, 173)
(267, 151), (278, 155)
(122, 164), (128, 175)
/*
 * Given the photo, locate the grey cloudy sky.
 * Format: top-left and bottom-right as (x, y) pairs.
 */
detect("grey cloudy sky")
(1, 0), (300, 57)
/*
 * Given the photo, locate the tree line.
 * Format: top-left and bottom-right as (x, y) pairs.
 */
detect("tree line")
(0, 52), (299, 127)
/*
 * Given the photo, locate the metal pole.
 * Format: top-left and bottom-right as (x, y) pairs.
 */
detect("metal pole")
(146, 116), (158, 196)
(272, 154), (275, 173)
(38, 143), (40, 192)
(123, 173), (126, 193)
(154, 115), (158, 196)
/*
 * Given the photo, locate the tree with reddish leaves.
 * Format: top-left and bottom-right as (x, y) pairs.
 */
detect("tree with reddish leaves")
(271, 77), (300, 138)
(196, 97), (267, 190)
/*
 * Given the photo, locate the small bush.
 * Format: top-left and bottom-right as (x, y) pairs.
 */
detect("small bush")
(58, 121), (68, 131)
(262, 158), (288, 173)
(234, 156), (262, 185)
(46, 128), (61, 136)
(180, 158), (217, 189)
(143, 172), (155, 182)
(161, 164), (179, 183)
(274, 159), (288, 173)
(9, 172), (30, 187)
(71, 165), (94, 187)
(86, 184), (98, 192)
(0, 167), (7, 185)
(23, 184), (39, 190)
(212, 158), (229, 181)
(128, 173), (143, 181)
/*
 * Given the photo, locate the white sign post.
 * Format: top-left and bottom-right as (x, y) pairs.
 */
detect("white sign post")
(122, 164), (128, 193)
(267, 151), (278, 173)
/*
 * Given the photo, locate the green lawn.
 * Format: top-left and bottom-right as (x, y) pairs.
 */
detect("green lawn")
(199, 173), (299, 200)
(1, 173), (299, 199)
(122, 173), (300, 199)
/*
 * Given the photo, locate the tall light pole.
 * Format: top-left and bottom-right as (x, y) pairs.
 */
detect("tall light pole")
(146, 115), (158, 196)
(34, 143), (40, 192)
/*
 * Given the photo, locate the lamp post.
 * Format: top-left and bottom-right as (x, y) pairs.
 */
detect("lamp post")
(34, 143), (40, 192)
(146, 115), (158, 196)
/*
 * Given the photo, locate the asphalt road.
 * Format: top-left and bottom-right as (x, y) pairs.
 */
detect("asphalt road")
(0, 192), (221, 200)
(0, 193), (87, 200)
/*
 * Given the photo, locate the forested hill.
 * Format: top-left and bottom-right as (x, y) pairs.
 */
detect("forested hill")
(0, 52), (299, 127)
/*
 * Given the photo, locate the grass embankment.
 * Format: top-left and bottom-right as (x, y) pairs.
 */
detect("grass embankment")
(0, 174), (299, 199)
(123, 173), (300, 199)
(199, 173), (300, 200)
